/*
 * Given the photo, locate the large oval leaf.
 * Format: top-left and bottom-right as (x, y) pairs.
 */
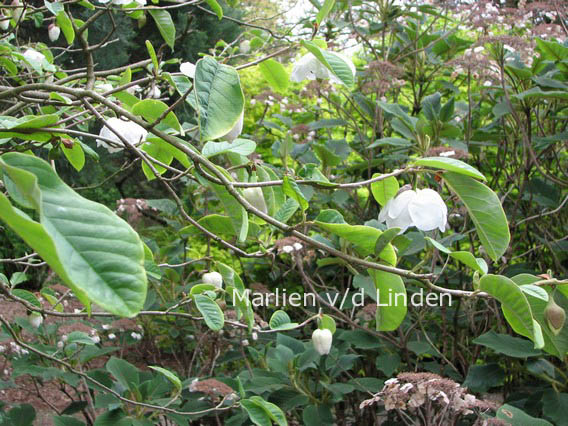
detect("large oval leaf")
(444, 172), (510, 261)
(258, 59), (289, 93)
(412, 157), (486, 181)
(194, 56), (244, 141)
(0, 153), (147, 317)
(369, 269), (407, 331)
(479, 274), (543, 348)
(148, 9), (175, 50)
(194, 294), (224, 331)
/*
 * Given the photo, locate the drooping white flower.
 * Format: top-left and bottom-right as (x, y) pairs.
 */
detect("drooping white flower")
(220, 111), (244, 142)
(22, 48), (45, 68)
(126, 84), (141, 95)
(378, 188), (447, 233)
(202, 271), (223, 288)
(149, 86), (161, 99)
(108, 333), (116, 340)
(97, 117), (148, 153)
(293, 242), (303, 251)
(11, 0), (25, 23)
(312, 328), (332, 355)
(28, 313), (43, 328)
(180, 62), (196, 79)
(239, 40), (251, 54)
(0, 14), (10, 31)
(243, 187), (267, 214)
(290, 52), (355, 85)
(48, 24), (60, 42)
(282, 245), (294, 254)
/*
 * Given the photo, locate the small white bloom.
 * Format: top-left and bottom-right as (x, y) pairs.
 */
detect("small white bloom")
(239, 40), (250, 54)
(23, 48), (45, 67)
(61, 334), (68, 342)
(0, 14), (9, 31)
(126, 84), (141, 95)
(250, 99), (257, 105)
(96, 82), (113, 92)
(108, 333), (116, 340)
(282, 245), (294, 254)
(57, 341), (64, 349)
(97, 117), (148, 153)
(202, 271), (223, 288)
(180, 62), (196, 79)
(290, 52), (355, 85)
(91, 335), (101, 344)
(483, 81), (492, 87)
(242, 339), (249, 346)
(312, 328), (332, 355)
(0, 345), (5, 354)
(28, 314), (43, 328)
(439, 150), (455, 157)
(293, 242), (303, 251)
(252, 331), (258, 341)
(221, 111), (244, 142)
(149, 86), (161, 99)
(131, 332), (142, 340)
(473, 46), (484, 54)
(48, 24), (60, 42)
(243, 187), (268, 214)
(378, 188), (447, 233)
(73, 308), (82, 314)
(11, 0), (25, 23)
(102, 324), (111, 330)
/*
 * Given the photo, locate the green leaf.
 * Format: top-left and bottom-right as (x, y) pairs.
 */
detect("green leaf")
(479, 275), (543, 348)
(258, 59), (289, 93)
(497, 404), (553, 426)
(369, 269), (407, 331)
(145, 40), (159, 73)
(45, 1), (65, 15)
(194, 294), (224, 331)
(282, 176), (308, 211)
(148, 9), (175, 50)
(473, 331), (542, 358)
(274, 198), (299, 224)
(542, 390), (568, 426)
(204, 0), (223, 19)
(3, 404), (36, 426)
(301, 40), (354, 86)
(374, 227), (400, 256)
(269, 310), (298, 330)
(316, 0), (335, 24)
(149, 366), (182, 391)
(444, 172), (510, 261)
(131, 99), (181, 133)
(315, 221), (397, 265)
(241, 399), (271, 426)
(320, 314), (336, 334)
(194, 56), (244, 141)
(463, 364), (504, 392)
(248, 396), (287, 426)
(371, 175), (399, 206)
(202, 139), (256, 158)
(449, 251), (488, 275)
(106, 357), (139, 392)
(412, 157), (486, 181)
(61, 140), (85, 172)
(56, 11), (74, 45)
(12, 289), (41, 308)
(0, 153), (147, 317)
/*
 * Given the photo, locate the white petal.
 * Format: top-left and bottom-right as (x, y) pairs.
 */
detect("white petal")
(180, 62), (196, 79)
(385, 207), (413, 233)
(388, 190), (416, 219)
(221, 111), (244, 142)
(408, 188), (447, 232)
(97, 118), (147, 153)
(290, 54), (319, 82)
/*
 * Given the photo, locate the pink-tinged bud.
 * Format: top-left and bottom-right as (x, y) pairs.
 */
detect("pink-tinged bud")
(11, 0), (25, 23)
(0, 13), (9, 31)
(312, 328), (332, 355)
(48, 24), (60, 42)
(545, 296), (566, 336)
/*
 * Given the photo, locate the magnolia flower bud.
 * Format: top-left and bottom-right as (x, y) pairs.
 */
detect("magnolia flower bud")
(239, 40), (251, 54)
(202, 271), (223, 289)
(28, 313), (43, 328)
(48, 24), (60, 42)
(544, 296), (566, 336)
(312, 328), (332, 355)
(243, 187), (267, 214)
(180, 62), (196, 79)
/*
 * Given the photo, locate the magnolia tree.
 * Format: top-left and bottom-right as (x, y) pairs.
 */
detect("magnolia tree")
(0, 0), (567, 424)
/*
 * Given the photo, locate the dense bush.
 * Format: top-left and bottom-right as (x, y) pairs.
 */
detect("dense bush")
(0, 0), (567, 425)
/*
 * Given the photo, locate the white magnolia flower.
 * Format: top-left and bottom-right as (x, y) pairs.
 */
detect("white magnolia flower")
(102, 324), (111, 330)
(0, 14), (9, 31)
(312, 328), (332, 355)
(180, 62), (196, 79)
(48, 24), (60, 42)
(202, 271), (223, 288)
(282, 245), (294, 254)
(23, 48), (45, 68)
(239, 40), (251, 54)
(149, 86), (161, 99)
(0, 345), (5, 354)
(11, 0), (25, 23)
(293, 242), (303, 251)
(243, 187), (267, 214)
(91, 335), (101, 344)
(221, 111), (244, 142)
(130, 332), (142, 341)
(28, 313), (43, 328)
(108, 333), (116, 340)
(290, 52), (355, 85)
(57, 341), (64, 349)
(126, 84), (141, 95)
(97, 117), (148, 153)
(378, 188), (447, 233)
